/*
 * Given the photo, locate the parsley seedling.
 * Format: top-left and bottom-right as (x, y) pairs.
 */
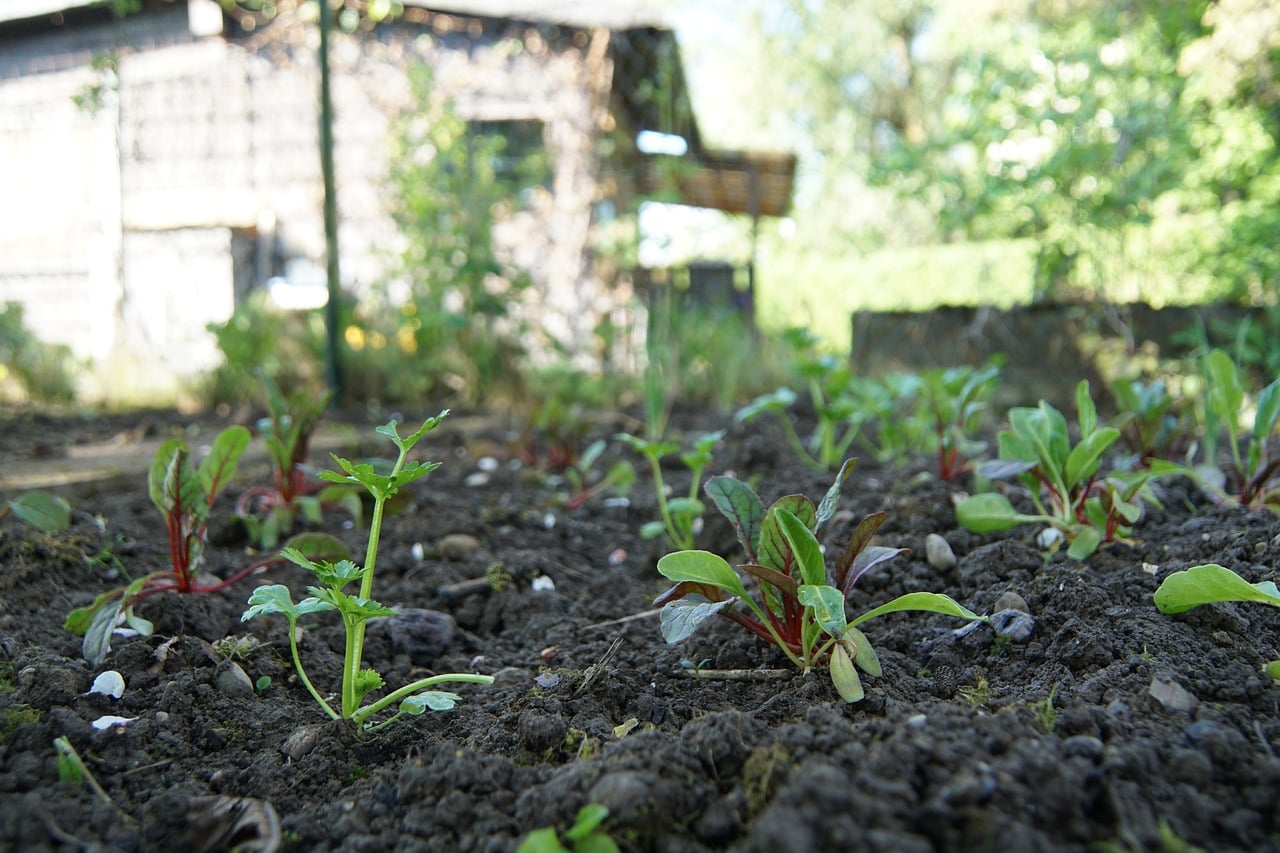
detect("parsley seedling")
(243, 411), (491, 731)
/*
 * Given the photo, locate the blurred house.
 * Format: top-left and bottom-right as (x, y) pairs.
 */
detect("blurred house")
(0, 0), (793, 401)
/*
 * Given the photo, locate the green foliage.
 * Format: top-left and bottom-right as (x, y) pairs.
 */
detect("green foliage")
(617, 431), (722, 551)
(558, 439), (636, 512)
(356, 65), (531, 406)
(956, 380), (1152, 560)
(2, 491), (71, 533)
(234, 373), (360, 548)
(1109, 375), (1195, 464)
(203, 291), (331, 407)
(654, 461), (981, 702)
(1153, 562), (1280, 615)
(0, 302), (77, 404)
(242, 412), (492, 730)
(518, 804), (619, 853)
(737, 329), (868, 472)
(1153, 349), (1280, 511)
(919, 362), (1002, 480)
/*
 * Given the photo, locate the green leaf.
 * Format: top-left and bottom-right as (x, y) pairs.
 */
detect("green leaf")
(656, 551), (748, 600)
(798, 584), (847, 638)
(850, 592), (984, 629)
(659, 596), (733, 643)
(1066, 526), (1102, 561)
(198, 425), (251, 499)
(759, 495), (816, 572)
(82, 598), (122, 666)
(955, 492), (1038, 533)
(614, 433), (678, 459)
(1153, 563), (1280, 615)
(735, 387), (796, 423)
(815, 458), (856, 531)
(843, 626), (881, 676)
(639, 520), (667, 540)
(776, 509), (826, 587)
(8, 491), (70, 532)
(1075, 379), (1098, 439)
(666, 497), (704, 518)
(149, 440), (201, 516)
(1251, 378), (1280, 474)
(565, 804), (610, 842)
(242, 584), (336, 622)
(400, 690), (463, 714)
(1207, 349), (1244, 435)
(516, 828), (564, 853)
(1063, 427), (1119, 488)
(282, 532), (352, 563)
(704, 476), (765, 560)
(829, 642), (864, 703)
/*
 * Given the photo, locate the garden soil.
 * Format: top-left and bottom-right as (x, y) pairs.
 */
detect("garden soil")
(2, 405), (1279, 852)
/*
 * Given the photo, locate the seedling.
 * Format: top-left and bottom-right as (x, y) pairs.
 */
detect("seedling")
(1154, 562), (1280, 678)
(920, 363), (1001, 480)
(235, 373), (361, 548)
(850, 373), (928, 465)
(1109, 375), (1194, 465)
(653, 460), (983, 702)
(518, 803), (618, 853)
(616, 430), (722, 551)
(243, 411), (492, 731)
(1, 490), (71, 533)
(560, 439), (636, 511)
(1152, 349), (1280, 511)
(956, 380), (1153, 560)
(737, 332), (866, 472)
(65, 426), (267, 664)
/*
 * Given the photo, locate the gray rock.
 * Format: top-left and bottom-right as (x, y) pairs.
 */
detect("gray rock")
(383, 609), (456, 665)
(213, 661), (254, 698)
(1149, 676), (1198, 713)
(925, 534), (957, 571)
(438, 533), (481, 561)
(989, 608), (1036, 643)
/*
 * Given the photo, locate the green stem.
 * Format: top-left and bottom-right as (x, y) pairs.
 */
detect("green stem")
(344, 442), (408, 717)
(288, 616), (338, 720)
(647, 455), (679, 549)
(351, 673), (495, 728)
(739, 597), (806, 671)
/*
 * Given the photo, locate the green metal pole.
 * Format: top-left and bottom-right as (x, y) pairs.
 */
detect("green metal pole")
(319, 0), (343, 401)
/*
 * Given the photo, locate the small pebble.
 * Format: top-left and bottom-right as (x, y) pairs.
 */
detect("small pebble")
(992, 591), (1030, 613)
(464, 472), (490, 487)
(214, 662), (255, 699)
(989, 609), (1036, 643)
(925, 534), (957, 571)
(1149, 676), (1198, 713)
(1037, 528), (1064, 550)
(531, 575), (555, 592)
(281, 724), (325, 760)
(477, 457), (499, 472)
(438, 533), (480, 561)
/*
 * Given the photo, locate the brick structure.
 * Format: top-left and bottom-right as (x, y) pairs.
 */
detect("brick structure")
(0, 0), (794, 401)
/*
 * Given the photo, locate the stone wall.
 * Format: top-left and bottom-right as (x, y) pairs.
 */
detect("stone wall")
(849, 302), (1257, 410)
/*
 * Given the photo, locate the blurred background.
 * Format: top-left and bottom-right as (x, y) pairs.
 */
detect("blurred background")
(0, 0), (1275, 411)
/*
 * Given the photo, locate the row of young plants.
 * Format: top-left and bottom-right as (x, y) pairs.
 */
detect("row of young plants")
(11, 341), (1279, 845)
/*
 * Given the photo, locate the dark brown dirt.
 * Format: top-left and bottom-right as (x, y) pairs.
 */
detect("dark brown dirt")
(2, 405), (1279, 852)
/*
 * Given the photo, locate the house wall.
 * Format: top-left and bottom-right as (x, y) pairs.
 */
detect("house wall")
(0, 3), (612, 402)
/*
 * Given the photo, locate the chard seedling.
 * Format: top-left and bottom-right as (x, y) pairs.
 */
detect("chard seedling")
(616, 430), (722, 551)
(65, 426), (300, 664)
(654, 460), (983, 702)
(737, 331), (866, 472)
(1154, 562), (1280, 678)
(1151, 349), (1280, 511)
(1, 490), (71, 533)
(243, 411), (492, 731)
(1109, 375), (1194, 465)
(920, 362), (1001, 480)
(560, 438), (636, 511)
(956, 380), (1154, 560)
(235, 373), (362, 548)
